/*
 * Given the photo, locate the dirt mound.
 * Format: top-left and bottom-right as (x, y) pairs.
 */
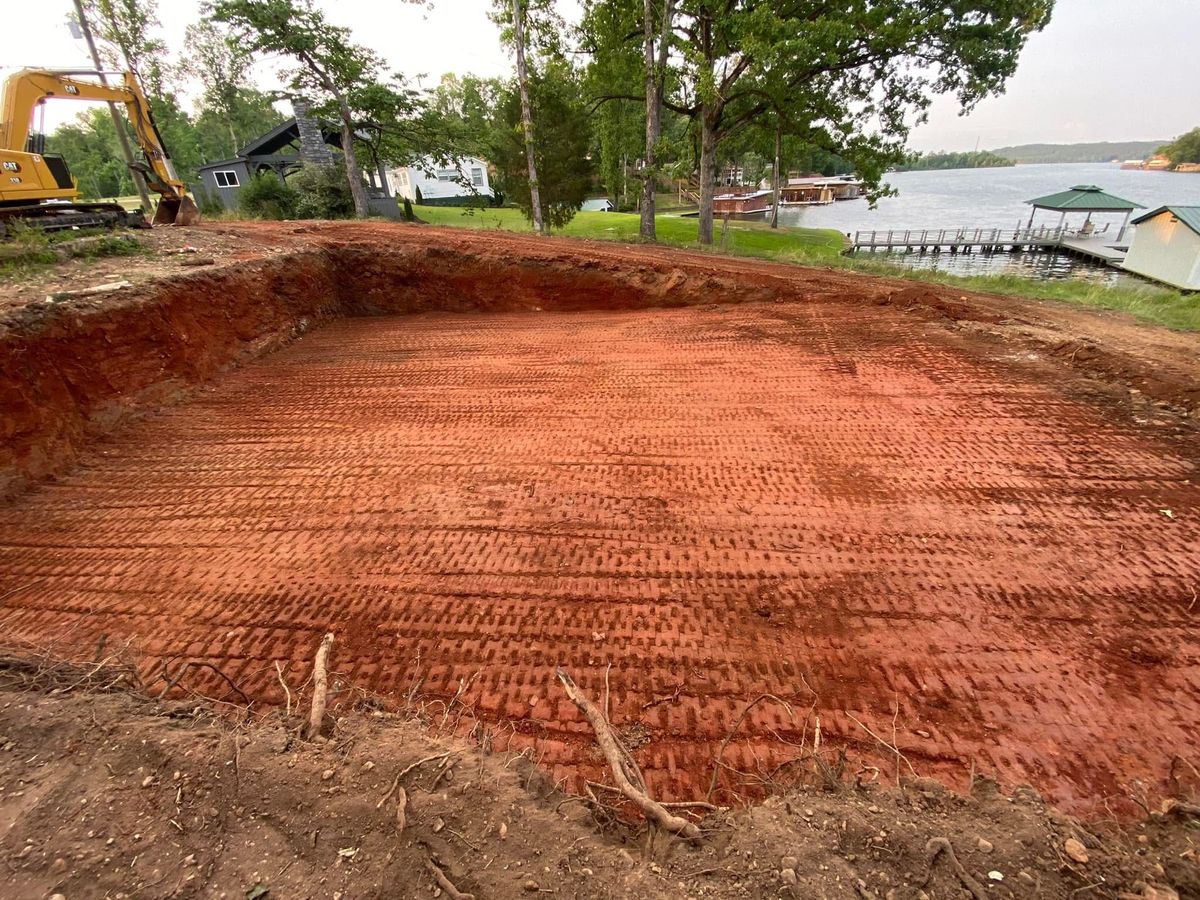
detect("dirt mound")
(0, 655), (1195, 900)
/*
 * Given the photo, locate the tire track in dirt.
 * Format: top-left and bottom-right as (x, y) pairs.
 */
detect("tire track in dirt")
(0, 301), (1197, 816)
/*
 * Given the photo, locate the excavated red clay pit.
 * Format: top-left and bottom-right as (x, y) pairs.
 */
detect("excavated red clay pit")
(1, 238), (1198, 816)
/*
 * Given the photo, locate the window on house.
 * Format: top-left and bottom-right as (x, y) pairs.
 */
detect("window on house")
(214, 170), (240, 188)
(399, 170), (410, 187)
(471, 167), (484, 187)
(436, 169), (460, 182)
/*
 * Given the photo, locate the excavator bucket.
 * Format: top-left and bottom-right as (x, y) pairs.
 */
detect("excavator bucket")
(152, 195), (202, 226)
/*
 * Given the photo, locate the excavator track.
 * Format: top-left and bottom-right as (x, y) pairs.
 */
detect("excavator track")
(0, 202), (147, 239)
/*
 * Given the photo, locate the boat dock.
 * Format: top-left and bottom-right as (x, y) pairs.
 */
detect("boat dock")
(847, 184), (1144, 272)
(849, 226), (1130, 267)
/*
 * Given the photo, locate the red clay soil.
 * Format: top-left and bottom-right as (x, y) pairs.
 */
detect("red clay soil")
(2, 230), (1199, 820)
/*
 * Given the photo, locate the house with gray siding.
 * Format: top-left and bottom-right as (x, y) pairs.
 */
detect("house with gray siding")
(195, 101), (400, 218)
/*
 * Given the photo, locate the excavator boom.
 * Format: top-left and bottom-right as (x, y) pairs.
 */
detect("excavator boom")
(0, 68), (199, 234)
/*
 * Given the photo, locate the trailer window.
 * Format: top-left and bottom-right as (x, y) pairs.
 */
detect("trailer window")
(214, 170), (240, 188)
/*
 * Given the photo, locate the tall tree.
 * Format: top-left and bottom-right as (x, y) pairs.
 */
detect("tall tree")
(493, 63), (594, 229)
(640, 0), (675, 239)
(668, 1), (1054, 244)
(213, 0), (384, 218)
(180, 19), (256, 156)
(82, 0), (171, 97)
(579, 0), (644, 211)
(492, 0), (564, 234)
(510, 0), (544, 233)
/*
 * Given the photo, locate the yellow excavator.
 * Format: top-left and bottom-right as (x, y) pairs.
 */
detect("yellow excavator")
(0, 68), (200, 237)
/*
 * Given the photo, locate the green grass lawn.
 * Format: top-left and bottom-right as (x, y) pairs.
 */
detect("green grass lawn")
(824, 254), (1200, 332)
(414, 205), (1199, 332)
(415, 205), (847, 262)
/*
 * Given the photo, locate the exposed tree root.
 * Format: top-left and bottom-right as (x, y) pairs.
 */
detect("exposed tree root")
(555, 667), (701, 840)
(306, 633), (334, 739)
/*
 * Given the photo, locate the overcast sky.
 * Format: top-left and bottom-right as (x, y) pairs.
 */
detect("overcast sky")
(2, 0), (1196, 151)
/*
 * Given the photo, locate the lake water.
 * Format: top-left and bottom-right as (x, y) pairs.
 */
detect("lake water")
(774, 163), (1200, 283)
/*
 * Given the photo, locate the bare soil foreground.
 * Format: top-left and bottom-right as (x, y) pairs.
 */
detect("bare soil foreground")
(0, 664), (1196, 900)
(1, 222), (1199, 896)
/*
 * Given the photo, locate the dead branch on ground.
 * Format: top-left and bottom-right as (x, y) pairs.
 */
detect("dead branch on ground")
(377, 751), (455, 808)
(556, 667), (701, 840)
(307, 633), (335, 739)
(846, 709), (918, 782)
(706, 693), (794, 801)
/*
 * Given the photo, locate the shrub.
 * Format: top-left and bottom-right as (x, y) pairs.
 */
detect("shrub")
(238, 172), (299, 220)
(192, 185), (227, 218)
(292, 165), (355, 220)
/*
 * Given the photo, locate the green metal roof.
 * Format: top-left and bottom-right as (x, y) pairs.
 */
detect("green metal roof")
(1026, 184), (1145, 211)
(1131, 205), (1200, 236)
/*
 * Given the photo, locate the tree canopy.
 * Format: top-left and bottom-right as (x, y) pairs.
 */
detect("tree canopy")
(1160, 128), (1200, 167)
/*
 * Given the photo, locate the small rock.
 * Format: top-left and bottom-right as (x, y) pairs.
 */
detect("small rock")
(977, 838), (994, 853)
(780, 869), (798, 885)
(16, 845), (32, 859)
(523, 880), (540, 892)
(499, 822), (508, 840)
(361, 761), (375, 771)
(141, 776), (154, 788)
(321, 769), (335, 782)
(50, 857), (67, 874)
(49, 895), (67, 900)
(988, 871), (1004, 882)
(432, 817), (445, 833)
(1064, 838), (1089, 864)
(781, 856), (798, 870)
(1120, 884), (1180, 900)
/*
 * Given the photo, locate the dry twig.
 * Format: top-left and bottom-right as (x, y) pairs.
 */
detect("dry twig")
(376, 751), (454, 809)
(274, 661), (292, 717)
(706, 693), (794, 801)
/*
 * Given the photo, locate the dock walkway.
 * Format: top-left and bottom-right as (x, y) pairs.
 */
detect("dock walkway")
(850, 227), (1129, 268)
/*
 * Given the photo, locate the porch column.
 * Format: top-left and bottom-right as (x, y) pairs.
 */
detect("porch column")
(1117, 209), (1132, 242)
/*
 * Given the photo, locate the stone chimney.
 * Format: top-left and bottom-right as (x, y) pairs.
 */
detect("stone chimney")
(292, 99), (335, 167)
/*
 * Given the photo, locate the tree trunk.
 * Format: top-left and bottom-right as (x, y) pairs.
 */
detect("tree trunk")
(228, 120), (239, 158)
(640, 0), (675, 241)
(697, 105), (719, 245)
(512, 0), (545, 234)
(73, 0), (154, 214)
(336, 102), (370, 218)
(374, 153), (391, 197)
(770, 124), (781, 229)
(640, 0), (658, 239)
